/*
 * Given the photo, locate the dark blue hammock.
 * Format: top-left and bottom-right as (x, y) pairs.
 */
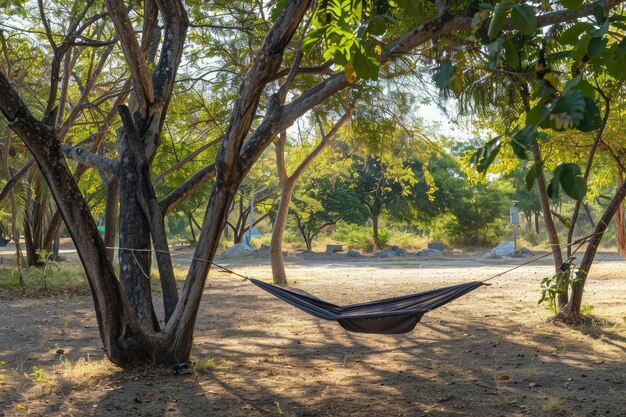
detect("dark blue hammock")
(250, 279), (484, 334)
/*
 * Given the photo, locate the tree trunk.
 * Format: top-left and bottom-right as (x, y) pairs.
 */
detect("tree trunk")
(1, 91), (155, 366)
(372, 212), (381, 250)
(615, 169), (626, 256)
(559, 177), (626, 322)
(534, 211), (540, 234)
(117, 129), (160, 332)
(532, 142), (566, 306)
(270, 182), (294, 285)
(104, 177), (119, 263)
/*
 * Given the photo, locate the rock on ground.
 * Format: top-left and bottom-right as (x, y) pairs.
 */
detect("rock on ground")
(417, 248), (442, 257)
(484, 241), (516, 258)
(221, 242), (254, 258)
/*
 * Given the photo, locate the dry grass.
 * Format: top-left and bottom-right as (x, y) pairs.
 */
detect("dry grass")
(53, 358), (114, 394)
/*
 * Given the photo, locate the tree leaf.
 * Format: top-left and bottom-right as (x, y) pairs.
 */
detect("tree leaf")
(587, 36), (607, 59)
(366, 14), (396, 36)
(559, 163), (586, 200)
(353, 47), (380, 80)
(549, 89), (585, 130)
(560, 0), (583, 11)
(525, 161), (543, 190)
(302, 28), (325, 54)
(559, 22), (592, 45)
(503, 39), (520, 69)
(526, 103), (545, 125)
(511, 126), (536, 159)
(614, 37), (626, 59)
(488, 0), (516, 39)
(471, 137), (501, 173)
(433, 60), (455, 91)
(576, 97), (602, 132)
(396, 0), (425, 18)
(511, 4), (537, 36)
(270, 0), (289, 22)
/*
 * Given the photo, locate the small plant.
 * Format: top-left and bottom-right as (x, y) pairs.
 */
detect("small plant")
(539, 258), (583, 314)
(31, 366), (53, 384)
(59, 312), (69, 330)
(34, 249), (60, 292)
(581, 305), (595, 315)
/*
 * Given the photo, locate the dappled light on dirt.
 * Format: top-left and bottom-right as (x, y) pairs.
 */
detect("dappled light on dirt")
(1, 255), (624, 416)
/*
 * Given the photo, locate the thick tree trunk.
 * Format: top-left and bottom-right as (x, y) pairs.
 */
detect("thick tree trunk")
(0, 88), (153, 366)
(270, 182), (294, 285)
(118, 107), (178, 324)
(118, 129), (160, 332)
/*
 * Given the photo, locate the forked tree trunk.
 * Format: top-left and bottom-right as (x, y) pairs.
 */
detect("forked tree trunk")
(269, 109), (353, 285)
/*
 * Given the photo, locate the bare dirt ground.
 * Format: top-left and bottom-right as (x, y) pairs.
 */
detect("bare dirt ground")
(0, 244), (625, 416)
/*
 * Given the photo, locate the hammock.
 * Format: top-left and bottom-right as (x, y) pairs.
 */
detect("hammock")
(250, 278), (484, 334)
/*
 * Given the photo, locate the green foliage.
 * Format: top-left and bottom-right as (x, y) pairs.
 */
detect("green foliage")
(0, 264), (89, 293)
(511, 4), (537, 36)
(488, 0), (516, 40)
(291, 175), (368, 247)
(546, 163), (587, 201)
(539, 261), (584, 313)
(332, 223), (390, 251)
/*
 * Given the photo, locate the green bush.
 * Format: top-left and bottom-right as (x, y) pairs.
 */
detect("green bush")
(429, 214), (506, 247)
(332, 223), (390, 252)
(388, 229), (427, 251)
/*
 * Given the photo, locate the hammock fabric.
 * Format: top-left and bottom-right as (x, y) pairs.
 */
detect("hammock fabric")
(249, 279), (484, 334)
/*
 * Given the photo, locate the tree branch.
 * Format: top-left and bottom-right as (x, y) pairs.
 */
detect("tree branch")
(105, 0), (155, 107)
(61, 144), (119, 174)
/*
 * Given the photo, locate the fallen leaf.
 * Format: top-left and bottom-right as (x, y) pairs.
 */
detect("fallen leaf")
(182, 377), (194, 383)
(15, 403), (27, 410)
(326, 366), (334, 371)
(195, 392), (205, 397)
(498, 374), (511, 381)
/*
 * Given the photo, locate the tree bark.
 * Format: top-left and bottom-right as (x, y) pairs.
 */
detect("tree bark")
(559, 177), (626, 321)
(104, 177), (119, 264)
(0, 75), (154, 366)
(117, 127), (160, 332)
(372, 211), (381, 250)
(270, 182), (294, 285)
(616, 169), (626, 257)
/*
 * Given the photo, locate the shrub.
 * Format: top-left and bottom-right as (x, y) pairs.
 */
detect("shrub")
(332, 223), (390, 252)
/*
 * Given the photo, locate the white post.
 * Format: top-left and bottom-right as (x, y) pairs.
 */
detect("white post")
(510, 201), (519, 249)
(247, 185), (267, 248)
